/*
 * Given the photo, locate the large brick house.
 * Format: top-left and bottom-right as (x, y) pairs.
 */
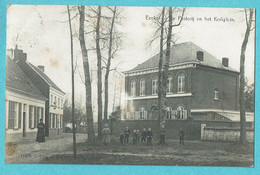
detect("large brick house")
(123, 42), (240, 121)
(6, 46), (65, 139)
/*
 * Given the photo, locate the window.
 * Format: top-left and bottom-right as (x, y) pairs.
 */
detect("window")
(54, 96), (57, 108)
(166, 106), (173, 119)
(152, 77), (158, 95)
(51, 95), (53, 106)
(8, 101), (21, 129)
(140, 78), (145, 96)
(167, 75), (173, 94)
(176, 106), (187, 119)
(178, 73), (185, 93)
(214, 88), (219, 100)
(61, 99), (63, 109)
(50, 114), (53, 129)
(58, 98), (60, 108)
(139, 107), (146, 120)
(60, 115), (63, 128)
(130, 79), (136, 97)
(29, 105), (35, 129)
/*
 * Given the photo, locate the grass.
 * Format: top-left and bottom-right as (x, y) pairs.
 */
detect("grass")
(41, 136), (254, 167)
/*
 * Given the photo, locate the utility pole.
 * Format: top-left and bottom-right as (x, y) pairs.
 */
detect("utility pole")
(67, 5), (76, 159)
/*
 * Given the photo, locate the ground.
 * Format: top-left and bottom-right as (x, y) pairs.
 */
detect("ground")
(5, 134), (253, 167)
(5, 133), (87, 164)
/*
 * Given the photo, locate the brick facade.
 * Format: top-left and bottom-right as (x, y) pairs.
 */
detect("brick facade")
(123, 42), (239, 120)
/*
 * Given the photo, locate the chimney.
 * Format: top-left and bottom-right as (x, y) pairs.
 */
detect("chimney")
(13, 45), (27, 62)
(38, 65), (45, 72)
(222, 57), (229, 67)
(197, 51), (204, 62)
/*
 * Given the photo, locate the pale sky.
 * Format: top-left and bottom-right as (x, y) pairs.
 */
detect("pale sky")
(6, 5), (255, 121)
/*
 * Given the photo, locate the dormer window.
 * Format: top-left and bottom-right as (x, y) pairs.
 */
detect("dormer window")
(214, 88), (219, 100)
(197, 51), (204, 62)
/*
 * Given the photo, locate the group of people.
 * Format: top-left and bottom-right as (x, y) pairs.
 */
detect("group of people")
(119, 126), (185, 146)
(120, 127), (154, 145)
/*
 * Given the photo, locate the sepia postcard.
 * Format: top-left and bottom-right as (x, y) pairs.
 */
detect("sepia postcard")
(4, 4), (255, 168)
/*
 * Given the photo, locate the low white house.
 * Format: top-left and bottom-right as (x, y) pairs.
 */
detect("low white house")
(5, 56), (47, 142)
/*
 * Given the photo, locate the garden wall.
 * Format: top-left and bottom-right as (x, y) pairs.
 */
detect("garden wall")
(201, 124), (254, 143)
(110, 119), (253, 140)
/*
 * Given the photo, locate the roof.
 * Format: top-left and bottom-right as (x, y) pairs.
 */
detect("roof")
(217, 112), (254, 122)
(6, 56), (47, 100)
(125, 42), (238, 73)
(28, 62), (65, 94)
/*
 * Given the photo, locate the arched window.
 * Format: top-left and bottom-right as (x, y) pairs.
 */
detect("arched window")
(214, 88), (219, 100)
(130, 79), (136, 97)
(166, 106), (172, 119)
(139, 107), (146, 120)
(167, 74), (173, 94)
(140, 78), (145, 96)
(177, 106), (187, 119)
(152, 77), (158, 95)
(178, 73), (185, 93)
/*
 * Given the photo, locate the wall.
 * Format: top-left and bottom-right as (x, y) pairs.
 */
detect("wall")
(5, 89), (45, 142)
(201, 124), (254, 143)
(191, 66), (239, 111)
(111, 119), (253, 140)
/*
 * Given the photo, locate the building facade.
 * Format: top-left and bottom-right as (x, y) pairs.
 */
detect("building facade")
(6, 46), (65, 139)
(124, 42), (240, 121)
(5, 56), (47, 142)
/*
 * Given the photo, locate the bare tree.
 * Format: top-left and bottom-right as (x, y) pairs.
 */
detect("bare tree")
(95, 6), (103, 138)
(157, 7), (165, 132)
(150, 7), (186, 132)
(78, 6), (95, 144)
(67, 5), (77, 159)
(104, 6), (118, 122)
(240, 8), (254, 144)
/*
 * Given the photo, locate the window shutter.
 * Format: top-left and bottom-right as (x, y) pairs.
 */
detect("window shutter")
(29, 106), (32, 129)
(41, 107), (43, 121)
(18, 103), (22, 129)
(8, 101), (13, 129)
(34, 106), (37, 128)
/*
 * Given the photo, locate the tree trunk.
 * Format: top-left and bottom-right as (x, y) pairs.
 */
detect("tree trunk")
(158, 7), (165, 132)
(240, 9), (254, 144)
(104, 6), (117, 122)
(96, 6), (103, 138)
(67, 5), (77, 159)
(160, 7), (173, 128)
(78, 6), (95, 144)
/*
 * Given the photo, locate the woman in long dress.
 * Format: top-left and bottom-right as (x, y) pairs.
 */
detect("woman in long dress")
(36, 119), (46, 143)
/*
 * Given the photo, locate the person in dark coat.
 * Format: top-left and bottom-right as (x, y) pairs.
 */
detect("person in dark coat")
(136, 130), (140, 143)
(146, 128), (153, 145)
(179, 128), (185, 145)
(159, 126), (166, 146)
(120, 132), (124, 145)
(36, 119), (45, 143)
(124, 127), (130, 144)
(133, 130), (137, 145)
(141, 128), (147, 143)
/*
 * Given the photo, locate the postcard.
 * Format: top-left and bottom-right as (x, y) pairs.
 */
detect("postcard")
(4, 4), (255, 168)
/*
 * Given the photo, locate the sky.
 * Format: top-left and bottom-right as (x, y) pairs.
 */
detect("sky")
(6, 5), (255, 121)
